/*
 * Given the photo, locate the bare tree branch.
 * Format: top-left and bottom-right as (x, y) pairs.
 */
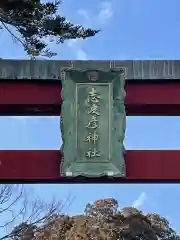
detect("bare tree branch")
(0, 22), (26, 47)
(0, 184), (75, 240)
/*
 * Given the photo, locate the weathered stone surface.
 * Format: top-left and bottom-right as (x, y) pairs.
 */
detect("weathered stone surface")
(0, 59), (180, 79)
(60, 69), (126, 177)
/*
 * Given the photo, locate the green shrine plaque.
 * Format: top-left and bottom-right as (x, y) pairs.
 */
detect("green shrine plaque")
(60, 69), (126, 177)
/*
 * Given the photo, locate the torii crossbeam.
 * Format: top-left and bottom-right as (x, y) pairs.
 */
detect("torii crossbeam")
(0, 60), (180, 181)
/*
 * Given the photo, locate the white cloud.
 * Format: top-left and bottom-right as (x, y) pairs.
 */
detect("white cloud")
(78, 1), (113, 26)
(67, 39), (78, 48)
(76, 49), (88, 60)
(132, 192), (147, 209)
(67, 39), (88, 60)
(77, 9), (92, 26)
(98, 1), (113, 23)
(68, 1), (113, 60)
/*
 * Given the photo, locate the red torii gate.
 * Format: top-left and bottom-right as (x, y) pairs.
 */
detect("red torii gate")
(0, 60), (180, 181)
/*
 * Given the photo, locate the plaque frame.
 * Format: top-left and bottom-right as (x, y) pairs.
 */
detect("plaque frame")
(60, 68), (126, 177)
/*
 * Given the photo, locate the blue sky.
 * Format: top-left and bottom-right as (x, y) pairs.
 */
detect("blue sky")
(0, 0), (180, 236)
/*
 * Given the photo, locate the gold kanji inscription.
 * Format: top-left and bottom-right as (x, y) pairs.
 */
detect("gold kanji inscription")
(86, 148), (100, 158)
(84, 131), (99, 144)
(87, 88), (100, 104)
(87, 103), (100, 115)
(85, 116), (99, 129)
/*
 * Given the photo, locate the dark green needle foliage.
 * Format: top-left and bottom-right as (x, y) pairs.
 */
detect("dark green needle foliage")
(0, 0), (100, 58)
